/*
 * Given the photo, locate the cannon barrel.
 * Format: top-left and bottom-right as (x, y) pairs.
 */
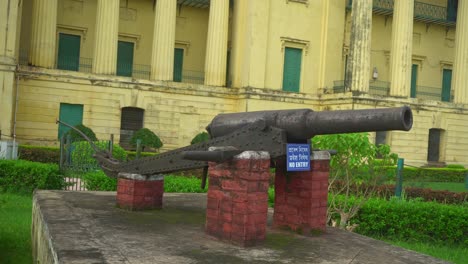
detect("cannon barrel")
(206, 106), (413, 141)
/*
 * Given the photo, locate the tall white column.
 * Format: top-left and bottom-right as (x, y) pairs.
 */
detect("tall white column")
(151, 0), (177, 81)
(389, 0), (414, 97)
(29, 0), (58, 68)
(452, 0), (468, 104)
(204, 0), (230, 86)
(345, 0), (373, 93)
(92, 0), (120, 75)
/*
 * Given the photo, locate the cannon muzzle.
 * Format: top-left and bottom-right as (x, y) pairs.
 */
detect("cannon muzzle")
(206, 106), (413, 141)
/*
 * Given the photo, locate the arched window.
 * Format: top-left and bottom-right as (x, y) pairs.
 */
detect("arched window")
(119, 107), (144, 149)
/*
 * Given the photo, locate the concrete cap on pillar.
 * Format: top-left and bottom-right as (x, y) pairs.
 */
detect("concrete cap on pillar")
(311, 151), (331, 161)
(208, 146), (270, 160)
(118, 172), (164, 181)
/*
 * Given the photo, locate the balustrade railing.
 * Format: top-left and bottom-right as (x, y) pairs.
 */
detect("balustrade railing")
(347, 0), (457, 26)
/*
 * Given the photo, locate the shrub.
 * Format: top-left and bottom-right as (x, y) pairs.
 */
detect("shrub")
(69, 141), (127, 171)
(351, 197), (468, 245)
(331, 180), (467, 204)
(63, 124), (98, 142)
(126, 151), (156, 161)
(380, 166), (467, 183)
(0, 160), (65, 193)
(190, 132), (210, 145)
(82, 171), (117, 191)
(18, 145), (60, 164)
(445, 164), (465, 169)
(130, 128), (163, 151)
(164, 175), (207, 193)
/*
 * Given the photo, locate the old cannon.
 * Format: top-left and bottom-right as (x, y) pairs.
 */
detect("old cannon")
(57, 106), (413, 183)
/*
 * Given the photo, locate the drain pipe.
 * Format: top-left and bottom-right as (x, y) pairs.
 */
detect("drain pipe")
(12, 65), (20, 159)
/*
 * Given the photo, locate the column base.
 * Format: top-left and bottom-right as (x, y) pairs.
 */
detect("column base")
(116, 173), (164, 211)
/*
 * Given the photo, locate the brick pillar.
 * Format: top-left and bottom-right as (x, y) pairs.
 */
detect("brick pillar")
(116, 173), (164, 210)
(273, 151), (330, 234)
(206, 151), (270, 247)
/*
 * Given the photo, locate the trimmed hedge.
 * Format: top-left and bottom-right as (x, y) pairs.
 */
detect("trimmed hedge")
(331, 180), (467, 204)
(19, 145), (156, 164)
(18, 145), (60, 164)
(381, 166), (467, 183)
(0, 160), (65, 193)
(82, 170), (207, 193)
(352, 198), (468, 245)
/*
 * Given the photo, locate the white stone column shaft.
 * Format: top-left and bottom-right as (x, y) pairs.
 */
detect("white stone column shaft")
(389, 0), (414, 97)
(204, 0), (230, 86)
(151, 0), (177, 81)
(453, 0), (468, 104)
(346, 0), (373, 93)
(92, 0), (120, 75)
(29, 0), (58, 68)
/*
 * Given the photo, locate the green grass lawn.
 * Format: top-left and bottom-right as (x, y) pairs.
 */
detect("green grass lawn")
(404, 181), (467, 193)
(0, 193), (33, 264)
(384, 239), (467, 264)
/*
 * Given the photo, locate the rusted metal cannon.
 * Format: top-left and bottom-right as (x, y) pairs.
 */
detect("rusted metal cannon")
(57, 106), (413, 182)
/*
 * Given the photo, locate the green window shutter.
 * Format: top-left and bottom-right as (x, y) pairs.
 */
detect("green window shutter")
(173, 48), (184, 82)
(410, 64), (418, 98)
(58, 103), (84, 139)
(117, 41), (134, 77)
(282, 47), (302, 92)
(57, 33), (81, 71)
(442, 69), (452, 102)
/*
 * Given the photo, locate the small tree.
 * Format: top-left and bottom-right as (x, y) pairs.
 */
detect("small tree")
(312, 133), (397, 230)
(130, 128), (163, 152)
(190, 132), (210, 145)
(63, 124), (98, 142)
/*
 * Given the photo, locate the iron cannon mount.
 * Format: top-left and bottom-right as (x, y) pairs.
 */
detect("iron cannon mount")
(57, 106), (413, 188)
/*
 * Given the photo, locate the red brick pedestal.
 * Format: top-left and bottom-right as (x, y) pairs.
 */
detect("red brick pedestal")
(273, 151), (330, 233)
(116, 173), (164, 210)
(206, 151), (270, 247)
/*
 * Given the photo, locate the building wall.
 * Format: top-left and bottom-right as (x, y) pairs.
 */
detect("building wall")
(5, 0), (468, 166)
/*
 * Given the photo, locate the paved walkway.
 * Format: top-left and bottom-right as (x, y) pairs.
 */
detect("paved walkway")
(32, 191), (449, 264)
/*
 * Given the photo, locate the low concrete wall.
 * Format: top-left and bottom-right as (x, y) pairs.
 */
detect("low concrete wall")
(32, 192), (59, 264)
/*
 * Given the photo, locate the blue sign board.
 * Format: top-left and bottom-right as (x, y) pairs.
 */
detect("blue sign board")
(286, 144), (311, 171)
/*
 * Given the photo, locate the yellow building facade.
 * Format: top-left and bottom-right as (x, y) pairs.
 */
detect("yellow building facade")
(1, 0), (467, 167)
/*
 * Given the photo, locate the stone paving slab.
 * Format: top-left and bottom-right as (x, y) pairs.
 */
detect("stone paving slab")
(32, 190), (449, 264)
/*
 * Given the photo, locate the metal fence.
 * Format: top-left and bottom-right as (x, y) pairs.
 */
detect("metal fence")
(332, 80), (390, 96)
(60, 135), (115, 191)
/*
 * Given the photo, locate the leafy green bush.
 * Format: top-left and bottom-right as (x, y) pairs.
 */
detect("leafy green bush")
(164, 175), (207, 193)
(18, 145), (60, 164)
(63, 124), (98, 142)
(190, 132), (210, 145)
(126, 151), (156, 161)
(70, 141), (127, 171)
(351, 197), (468, 245)
(82, 171), (117, 191)
(0, 160), (65, 193)
(130, 128), (163, 151)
